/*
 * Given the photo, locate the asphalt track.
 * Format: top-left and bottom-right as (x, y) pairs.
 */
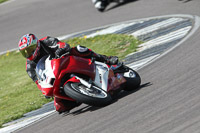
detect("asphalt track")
(1, 0), (200, 133)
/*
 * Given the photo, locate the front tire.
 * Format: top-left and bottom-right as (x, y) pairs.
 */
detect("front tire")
(64, 82), (112, 107)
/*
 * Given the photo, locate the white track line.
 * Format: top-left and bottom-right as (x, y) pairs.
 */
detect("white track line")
(127, 54), (160, 70)
(86, 22), (138, 38)
(138, 26), (191, 51)
(132, 18), (186, 37)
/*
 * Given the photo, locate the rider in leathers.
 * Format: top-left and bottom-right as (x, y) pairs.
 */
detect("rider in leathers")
(18, 33), (118, 113)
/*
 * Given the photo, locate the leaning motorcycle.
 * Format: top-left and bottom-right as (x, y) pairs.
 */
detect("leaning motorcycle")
(35, 53), (141, 107)
(93, 0), (126, 12)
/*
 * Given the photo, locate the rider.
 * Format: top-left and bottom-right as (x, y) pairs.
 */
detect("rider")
(18, 33), (118, 113)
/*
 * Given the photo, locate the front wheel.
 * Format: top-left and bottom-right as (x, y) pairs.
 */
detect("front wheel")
(64, 82), (112, 107)
(123, 68), (141, 91)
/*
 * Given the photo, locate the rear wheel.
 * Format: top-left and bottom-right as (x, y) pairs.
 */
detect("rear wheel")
(123, 68), (141, 91)
(64, 82), (112, 107)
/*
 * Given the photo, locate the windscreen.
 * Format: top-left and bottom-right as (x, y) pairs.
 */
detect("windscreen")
(35, 55), (48, 81)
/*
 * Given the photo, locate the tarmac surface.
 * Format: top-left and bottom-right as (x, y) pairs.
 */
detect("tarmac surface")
(1, 0), (200, 133)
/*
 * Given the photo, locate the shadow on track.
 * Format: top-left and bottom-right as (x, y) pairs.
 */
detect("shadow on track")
(178, 0), (192, 3)
(113, 82), (152, 101)
(62, 82), (152, 116)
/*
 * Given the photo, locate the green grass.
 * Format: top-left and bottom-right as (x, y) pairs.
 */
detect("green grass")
(0, 0), (8, 4)
(0, 51), (52, 128)
(0, 34), (142, 128)
(65, 34), (142, 60)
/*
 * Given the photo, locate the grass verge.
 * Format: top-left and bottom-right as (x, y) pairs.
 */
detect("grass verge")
(0, 0), (8, 4)
(0, 34), (142, 128)
(0, 51), (52, 128)
(65, 34), (142, 60)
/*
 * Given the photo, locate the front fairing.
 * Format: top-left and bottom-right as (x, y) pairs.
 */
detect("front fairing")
(36, 55), (96, 99)
(55, 56), (96, 80)
(36, 56), (47, 81)
(36, 55), (55, 96)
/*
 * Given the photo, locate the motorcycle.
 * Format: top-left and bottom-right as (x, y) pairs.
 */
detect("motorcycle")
(35, 53), (141, 107)
(92, 0), (126, 12)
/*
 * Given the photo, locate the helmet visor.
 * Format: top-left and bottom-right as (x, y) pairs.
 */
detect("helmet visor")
(20, 44), (37, 58)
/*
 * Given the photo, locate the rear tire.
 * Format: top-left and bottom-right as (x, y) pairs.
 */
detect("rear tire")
(123, 68), (141, 91)
(64, 82), (112, 107)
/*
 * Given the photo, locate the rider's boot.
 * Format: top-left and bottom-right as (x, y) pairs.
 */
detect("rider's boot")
(103, 55), (119, 65)
(54, 98), (81, 114)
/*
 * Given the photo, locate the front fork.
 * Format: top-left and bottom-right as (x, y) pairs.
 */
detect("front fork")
(64, 74), (92, 89)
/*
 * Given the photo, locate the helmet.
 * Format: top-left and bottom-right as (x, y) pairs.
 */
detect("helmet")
(18, 34), (40, 60)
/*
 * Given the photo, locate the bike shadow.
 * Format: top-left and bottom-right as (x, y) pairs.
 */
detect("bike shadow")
(105, 0), (139, 12)
(64, 82), (152, 116)
(112, 82), (152, 101)
(178, 0), (192, 3)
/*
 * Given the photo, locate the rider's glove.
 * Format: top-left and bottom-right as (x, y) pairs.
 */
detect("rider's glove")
(55, 48), (69, 58)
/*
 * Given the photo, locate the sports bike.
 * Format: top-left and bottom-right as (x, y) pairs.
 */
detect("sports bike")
(93, 0), (126, 12)
(35, 54), (141, 107)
